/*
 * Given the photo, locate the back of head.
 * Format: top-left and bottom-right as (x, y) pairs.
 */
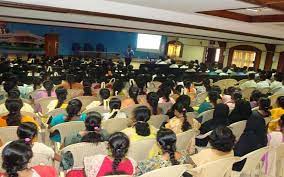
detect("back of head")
(234, 99), (252, 117)
(108, 132), (130, 174)
(112, 80), (124, 95)
(174, 101), (190, 132)
(258, 97), (271, 115)
(277, 96), (284, 109)
(208, 91), (219, 104)
(213, 103), (229, 125)
(232, 91), (242, 102)
(7, 89), (20, 99)
(82, 112), (103, 143)
(259, 73), (267, 81)
(3, 81), (17, 93)
(17, 122), (38, 143)
(248, 73), (255, 80)
(134, 106), (151, 136)
(66, 74), (76, 89)
(175, 95), (191, 111)
(159, 86), (172, 102)
(146, 92), (159, 115)
(5, 99), (23, 126)
(157, 128), (178, 165)
(109, 98), (122, 110)
(43, 80), (54, 97)
(66, 99), (82, 122)
(2, 140), (33, 177)
(55, 87), (67, 108)
(175, 85), (184, 95)
(209, 126), (235, 152)
(82, 80), (92, 96)
(129, 86), (139, 104)
(250, 90), (263, 102)
(99, 88), (111, 100)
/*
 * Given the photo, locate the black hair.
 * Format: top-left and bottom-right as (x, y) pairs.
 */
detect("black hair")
(258, 97), (271, 116)
(209, 126), (235, 152)
(174, 102), (190, 132)
(109, 98), (122, 119)
(250, 90), (263, 102)
(129, 86), (139, 104)
(232, 91), (242, 102)
(3, 81), (17, 93)
(208, 91), (219, 105)
(248, 73), (255, 80)
(277, 96), (284, 109)
(175, 85), (184, 95)
(175, 95), (192, 112)
(17, 122), (38, 144)
(157, 128), (179, 165)
(147, 92), (159, 115)
(280, 115), (284, 132)
(7, 89), (20, 99)
(5, 99), (23, 126)
(112, 80), (124, 96)
(43, 80), (54, 97)
(158, 86), (172, 102)
(2, 140), (33, 177)
(55, 87), (67, 109)
(65, 99), (82, 122)
(134, 106), (151, 136)
(66, 74), (76, 89)
(83, 80), (92, 96)
(81, 112), (104, 143)
(108, 132), (130, 175)
(99, 88), (110, 102)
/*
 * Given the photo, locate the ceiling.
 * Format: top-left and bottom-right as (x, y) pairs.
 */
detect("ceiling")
(0, 0), (284, 44)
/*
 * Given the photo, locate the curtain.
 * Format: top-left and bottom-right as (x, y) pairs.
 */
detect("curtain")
(167, 44), (181, 58)
(232, 50), (256, 67)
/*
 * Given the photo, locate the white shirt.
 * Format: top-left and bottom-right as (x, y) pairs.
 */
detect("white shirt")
(256, 80), (270, 88)
(270, 81), (283, 90)
(180, 65), (188, 69)
(103, 110), (127, 120)
(169, 64), (179, 68)
(240, 80), (257, 89)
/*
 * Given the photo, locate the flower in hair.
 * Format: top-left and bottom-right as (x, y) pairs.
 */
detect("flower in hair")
(94, 127), (100, 131)
(182, 108), (187, 112)
(24, 138), (31, 142)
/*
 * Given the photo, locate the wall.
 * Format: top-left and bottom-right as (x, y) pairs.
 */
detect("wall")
(5, 23), (167, 58)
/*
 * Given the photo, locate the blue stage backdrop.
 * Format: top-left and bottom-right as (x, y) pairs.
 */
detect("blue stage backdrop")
(5, 23), (167, 59)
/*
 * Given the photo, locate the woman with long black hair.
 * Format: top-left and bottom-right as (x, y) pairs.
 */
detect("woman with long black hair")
(103, 98), (127, 120)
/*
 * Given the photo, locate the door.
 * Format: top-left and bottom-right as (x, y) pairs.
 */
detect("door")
(205, 48), (216, 64)
(45, 34), (59, 57)
(278, 52), (284, 73)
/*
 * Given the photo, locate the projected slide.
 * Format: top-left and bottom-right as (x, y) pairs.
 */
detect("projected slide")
(137, 33), (162, 50)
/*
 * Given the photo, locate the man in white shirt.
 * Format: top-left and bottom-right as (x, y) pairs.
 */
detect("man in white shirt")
(256, 73), (270, 88)
(240, 73), (257, 89)
(270, 73), (283, 90)
(169, 60), (179, 68)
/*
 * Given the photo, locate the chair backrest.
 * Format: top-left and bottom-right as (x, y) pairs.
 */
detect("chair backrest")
(238, 79), (248, 85)
(258, 87), (270, 94)
(242, 87), (256, 100)
(139, 164), (187, 177)
(83, 106), (110, 114)
(176, 129), (199, 151)
(276, 143), (284, 159)
(213, 79), (238, 91)
(276, 143), (284, 177)
(158, 102), (174, 114)
(195, 92), (208, 106)
(46, 108), (67, 118)
(121, 104), (144, 118)
(148, 115), (169, 129)
(228, 120), (247, 140)
(188, 157), (240, 177)
(0, 126), (18, 144)
(61, 142), (108, 168)
(35, 97), (57, 115)
(127, 138), (156, 162)
(67, 89), (83, 100)
(197, 109), (214, 124)
(102, 118), (131, 134)
(270, 93), (284, 107)
(239, 146), (270, 174)
(49, 121), (85, 144)
(74, 96), (99, 111)
(264, 117), (272, 125)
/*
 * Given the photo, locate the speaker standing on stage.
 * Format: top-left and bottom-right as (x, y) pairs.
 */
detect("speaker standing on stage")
(125, 45), (134, 66)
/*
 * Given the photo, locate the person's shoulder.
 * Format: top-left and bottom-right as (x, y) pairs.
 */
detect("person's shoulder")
(33, 165), (57, 176)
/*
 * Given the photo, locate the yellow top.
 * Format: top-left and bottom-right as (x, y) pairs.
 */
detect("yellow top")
(269, 107), (284, 132)
(0, 115), (40, 128)
(122, 125), (157, 142)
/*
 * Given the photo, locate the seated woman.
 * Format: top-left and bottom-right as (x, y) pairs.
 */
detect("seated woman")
(63, 111), (108, 148)
(50, 99), (86, 142)
(263, 115), (284, 177)
(158, 86), (175, 104)
(269, 96), (284, 132)
(121, 86), (140, 108)
(136, 128), (191, 176)
(0, 122), (61, 163)
(146, 92), (162, 115)
(112, 79), (125, 96)
(250, 97), (271, 121)
(0, 99), (39, 128)
(249, 90), (263, 109)
(172, 85), (184, 101)
(197, 104), (230, 147)
(188, 127), (235, 169)
(46, 87), (68, 113)
(86, 88), (110, 110)
(103, 98), (127, 120)
(233, 109), (268, 171)
(167, 95), (194, 119)
(33, 80), (56, 101)
(0, 140), (57, 177)
(197, 91), (219, 114)
(82, 80), (93, 96)
(122, 106), (157, 142)
(60, 74), (83, 89)
(83, 132), (136, 177)
(165, 102), (200, 134)
(228, 99), (252, 124)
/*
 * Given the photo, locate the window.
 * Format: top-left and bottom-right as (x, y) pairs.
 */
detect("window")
(214, 48), (221, 62)
(166, 41), (183, 58)
(137, 33), (162, 50)
(232, 50), (256, 67)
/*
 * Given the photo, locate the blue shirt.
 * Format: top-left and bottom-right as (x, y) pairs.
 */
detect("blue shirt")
(50, 113), (87, 142)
